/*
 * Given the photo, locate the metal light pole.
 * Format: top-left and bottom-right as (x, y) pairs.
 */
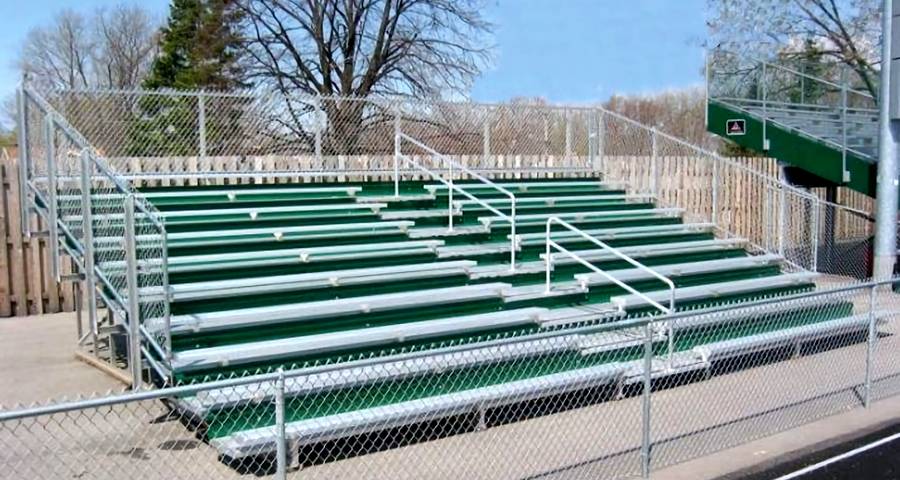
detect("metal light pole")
(874, 0), (899, 281)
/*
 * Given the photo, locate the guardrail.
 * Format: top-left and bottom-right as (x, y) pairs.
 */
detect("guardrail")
(396, 131), (518, 270)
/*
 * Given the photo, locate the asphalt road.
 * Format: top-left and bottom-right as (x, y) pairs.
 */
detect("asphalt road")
(735, 419), (900, 480)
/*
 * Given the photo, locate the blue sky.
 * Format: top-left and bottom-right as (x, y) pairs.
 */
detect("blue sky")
(0, 0), (707, 103)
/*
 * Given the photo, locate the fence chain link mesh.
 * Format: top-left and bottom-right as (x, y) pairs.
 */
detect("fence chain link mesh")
(3, 84), (897, 480)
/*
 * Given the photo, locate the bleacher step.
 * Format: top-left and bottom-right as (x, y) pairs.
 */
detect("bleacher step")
(168, 283), (511, 336)
(208, 362), (626, 458)
(163, 261), (478, 302)
(170, 307), (547, 373)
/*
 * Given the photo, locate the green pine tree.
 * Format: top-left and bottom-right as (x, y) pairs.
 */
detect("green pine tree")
(130, 0), (246, 156)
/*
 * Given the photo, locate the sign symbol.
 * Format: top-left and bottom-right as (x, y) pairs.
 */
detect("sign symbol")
(726, 119), (746, 136)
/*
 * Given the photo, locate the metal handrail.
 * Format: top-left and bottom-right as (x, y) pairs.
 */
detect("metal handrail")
(396, 132), (517, 270)
(713, 98), (876, 160)
(710, 48), (875, 99)
(545, 217), (678, 366)
(716, 97), (879, 115)
(544, 216), (675, 315)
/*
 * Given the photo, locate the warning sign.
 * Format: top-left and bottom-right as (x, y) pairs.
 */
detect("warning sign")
(726, 119), (746, 136)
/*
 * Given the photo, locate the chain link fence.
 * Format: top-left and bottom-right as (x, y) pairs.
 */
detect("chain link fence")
(6, 84), (892, 479)
(1, 280), (899, 479)
(34, 86), (876, 281)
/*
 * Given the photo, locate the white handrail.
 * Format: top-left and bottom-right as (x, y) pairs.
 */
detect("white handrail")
(545, 217), (678, 366)
(544, 217), (675, 314)
(395, 132), (517, 271)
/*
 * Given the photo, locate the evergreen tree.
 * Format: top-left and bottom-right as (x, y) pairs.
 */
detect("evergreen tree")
(130, 0), (246, 156)
(143, 0), (245, 90)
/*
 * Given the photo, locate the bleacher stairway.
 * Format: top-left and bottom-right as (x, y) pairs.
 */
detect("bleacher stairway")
(111, 177), (870, 467)
(706, 52), (880, 197)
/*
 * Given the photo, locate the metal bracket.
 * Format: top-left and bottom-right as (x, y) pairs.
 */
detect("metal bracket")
(98, 324), (124, 335)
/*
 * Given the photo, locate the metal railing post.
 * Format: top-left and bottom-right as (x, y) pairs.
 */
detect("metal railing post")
(197, 93), (207, 158)
(587, 111), (596, 168)
(393, 110), (401, 197)
(80, 151), (98, 353)
(124, 195), (142, 391)
(704, 49), (710, 129)
(650, 128), (659, 197)
(275, 368), (287, 480)
(864, 284), (876, 407)
(16, 87), (30, 239)
(314, 96), (323, 162)
(640, 321), (653, 478)
(840, 76), (849, 182)
(44, 117), (60, 282)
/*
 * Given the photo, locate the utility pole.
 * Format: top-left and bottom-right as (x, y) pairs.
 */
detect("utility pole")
(874, 0), (899, 281)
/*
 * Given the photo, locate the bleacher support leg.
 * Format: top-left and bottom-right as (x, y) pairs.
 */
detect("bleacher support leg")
(124, 195), (142, 391)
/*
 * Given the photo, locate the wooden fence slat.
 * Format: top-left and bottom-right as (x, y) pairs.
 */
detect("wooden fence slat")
(6, 157), (28, 316)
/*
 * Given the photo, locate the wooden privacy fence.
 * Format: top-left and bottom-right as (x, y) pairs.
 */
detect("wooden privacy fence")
(0, 149), (78, 316)
(0, 151), (875, 317)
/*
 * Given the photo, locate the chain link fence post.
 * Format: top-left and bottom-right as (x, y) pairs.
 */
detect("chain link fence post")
(641, 320), (653, 478)
(275, 368), (287, 480)
(811, 197), (819, 272)
(483, 107), (491, 164)
(650, 128), (659, 198)
(197, 92), (207, 158)
(711, 155), (719, 225)
(778, 184), (787, 256)
(597, 109), (605, 176)
(393, 107), (401, 197)
(314, 95), (324, 162)
(864, 284), (877, 407)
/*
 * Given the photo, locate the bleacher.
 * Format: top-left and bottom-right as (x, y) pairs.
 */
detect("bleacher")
(95, 176), (869, 465)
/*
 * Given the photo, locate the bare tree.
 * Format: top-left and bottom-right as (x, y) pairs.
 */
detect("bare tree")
(708, 0), (881, 97)
(18, 5), (160, 90)
(236, 0), (493, 153)
(93, 5), (160, 89)
(19, 10), (93, 89)
(605, 87), (716, 149)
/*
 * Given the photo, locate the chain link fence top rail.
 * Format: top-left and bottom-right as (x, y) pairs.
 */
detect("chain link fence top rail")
(1, 280), (899, 480)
